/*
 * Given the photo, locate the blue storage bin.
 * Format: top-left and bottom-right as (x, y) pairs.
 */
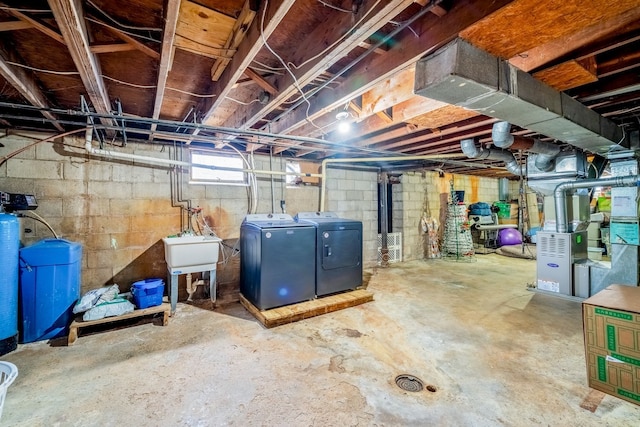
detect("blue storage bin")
(131, 279), (164, 309)
(19, 238), (82, 343)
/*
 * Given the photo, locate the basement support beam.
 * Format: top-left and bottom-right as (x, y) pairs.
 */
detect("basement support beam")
(48, 0), (116, 130)
(150, 0), (181, 137)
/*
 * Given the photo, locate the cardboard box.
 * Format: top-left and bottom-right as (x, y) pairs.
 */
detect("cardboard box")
(583, 285), (640, 406)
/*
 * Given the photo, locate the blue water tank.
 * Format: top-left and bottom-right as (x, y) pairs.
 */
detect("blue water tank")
(19, 238), (82, 343)
(0, 213), (20, 355)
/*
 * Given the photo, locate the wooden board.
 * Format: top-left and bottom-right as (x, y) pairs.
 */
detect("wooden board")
(240, 290), (374, 328)
(176, 1), (235, 49)
(68, 303), (170, 345)
(405, 105), (480, 129)
(460, 0), (640, 59)
(532, 58), (598, 91)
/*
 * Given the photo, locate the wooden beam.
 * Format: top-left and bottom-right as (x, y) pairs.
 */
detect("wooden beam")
(174, 35), (235, 59)
(0, 42), (63, 131)
(243, 67), (278, 95)
(216, 0), (417, 131)
(47, 0), (114, 125)
(211, 0), (257, 81)
(268, 0), (512, 137)
(196, 0), (297, 125)
(89, 43), (137, 54)
(150, 0), (181, 136)
(508, 5), (640, 72)
(1, 5), (65, 44)
(361, 67), (415, 117)
(93, 21), (160, 60)
(0, 20), (33, 32)
(357, 40), (387, 55)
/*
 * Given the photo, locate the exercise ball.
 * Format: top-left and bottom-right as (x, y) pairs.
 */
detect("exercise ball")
(498, 228), (522, 246)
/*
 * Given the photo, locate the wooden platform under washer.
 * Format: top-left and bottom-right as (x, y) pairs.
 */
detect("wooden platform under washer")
(240, 289), (374, 328)
(68, 303), (170, 345)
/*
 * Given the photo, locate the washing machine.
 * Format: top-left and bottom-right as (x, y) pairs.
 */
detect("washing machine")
(240, 214), (315, 310)
(295, 212), (362, 296)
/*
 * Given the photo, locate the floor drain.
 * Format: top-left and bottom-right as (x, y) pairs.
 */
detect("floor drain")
(395, 374), (424, 392)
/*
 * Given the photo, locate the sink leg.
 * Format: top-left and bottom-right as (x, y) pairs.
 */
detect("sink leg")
(209, 269), (217, 305)
(169, 273), (178, 315)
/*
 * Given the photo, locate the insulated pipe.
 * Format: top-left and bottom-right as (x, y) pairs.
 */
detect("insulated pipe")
(554, 176), (640, 233)
(319, 154), (461, 211)
(460, 139), (523, 176)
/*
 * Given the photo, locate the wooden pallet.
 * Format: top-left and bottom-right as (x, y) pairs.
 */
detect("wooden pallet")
(68, 303), (170, 345)
(240, 289), (374, 328)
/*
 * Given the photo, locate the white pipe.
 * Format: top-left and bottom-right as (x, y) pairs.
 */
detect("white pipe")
(474, 223), (517, 230)
(319, 154), (461, 211)
(84, 129), (322, 178)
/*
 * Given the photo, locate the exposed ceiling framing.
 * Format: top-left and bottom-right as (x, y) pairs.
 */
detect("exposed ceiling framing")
(0, 0), (638, 177)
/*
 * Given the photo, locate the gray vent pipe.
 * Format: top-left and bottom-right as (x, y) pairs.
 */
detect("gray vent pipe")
(460, 139), (523, 176)
(554, 176), (640, 233)
(492, 121), (561, 172)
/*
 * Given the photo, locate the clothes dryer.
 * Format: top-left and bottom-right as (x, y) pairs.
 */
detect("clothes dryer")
(295, 212), (362, 296)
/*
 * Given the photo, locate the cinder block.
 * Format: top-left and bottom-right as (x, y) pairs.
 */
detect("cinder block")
(87, 249), (116, 269)
(35, 198), (63, 217)
(132, 182), (170, 199)
(131, 213), (179, 233)
(8, 159), (63, 180)
(89, 215), (130, 234)
(63, 161), (87, 181)
(89, 181), (131, 198)
(87, 163), (113, 181)
(81, 267), (113, 291)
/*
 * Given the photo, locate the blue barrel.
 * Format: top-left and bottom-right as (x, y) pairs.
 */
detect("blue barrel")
(0, 214), (19, 355)
(19, 239), (82, 343)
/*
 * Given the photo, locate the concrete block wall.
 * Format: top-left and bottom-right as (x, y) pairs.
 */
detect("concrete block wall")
(394, 171), (506, 261)
(323, 167), (379, 268)
(0, 135), (380, 304)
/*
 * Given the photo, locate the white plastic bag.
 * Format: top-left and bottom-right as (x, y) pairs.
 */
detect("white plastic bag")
(82, 297), (135, 321)
(73, 284), (120, 314)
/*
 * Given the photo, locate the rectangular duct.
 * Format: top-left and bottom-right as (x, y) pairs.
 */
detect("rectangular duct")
(414, 38), (625, 155)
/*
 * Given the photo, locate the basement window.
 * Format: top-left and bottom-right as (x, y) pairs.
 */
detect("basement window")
(190, 151), (246, 185)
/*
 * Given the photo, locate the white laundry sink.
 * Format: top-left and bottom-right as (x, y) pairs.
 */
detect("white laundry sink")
(162, 235), (221, 274)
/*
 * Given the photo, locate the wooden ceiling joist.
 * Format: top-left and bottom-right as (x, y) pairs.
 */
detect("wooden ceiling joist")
(244, 67), (278, 95)
(89, 43), (137, 54)
(268, 0), (512, 137)
(150, 0), (181, 137)
(219, 0), (418, 131)
(95, 22), (160, 60)
(210, 0), (258, 81)
(0, 42), (63, 131)
(0, 20), (33, 32)
(47, 0), (115, 126)
(197, 0), (297, 125)
(2, 5), (66, 44)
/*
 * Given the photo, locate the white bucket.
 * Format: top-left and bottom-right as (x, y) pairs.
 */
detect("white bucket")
(0, 361), (18, 421)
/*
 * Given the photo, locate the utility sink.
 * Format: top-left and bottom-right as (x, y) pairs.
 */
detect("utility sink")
(162, 235), (221, 274)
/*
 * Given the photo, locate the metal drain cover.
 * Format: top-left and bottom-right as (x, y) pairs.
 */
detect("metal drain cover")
(395, 374), (424, 392)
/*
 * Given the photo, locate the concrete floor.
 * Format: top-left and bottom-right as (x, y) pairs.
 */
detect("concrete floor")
(2, 254), (640, 426)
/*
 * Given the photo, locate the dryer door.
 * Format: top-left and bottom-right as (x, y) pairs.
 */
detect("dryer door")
(321, 229), (361, 270)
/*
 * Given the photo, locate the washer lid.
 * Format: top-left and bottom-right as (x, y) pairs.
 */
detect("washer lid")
(243, 213), (309, 228)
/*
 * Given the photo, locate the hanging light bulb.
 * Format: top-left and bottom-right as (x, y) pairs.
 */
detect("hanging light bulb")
(336, 111), (351, 133)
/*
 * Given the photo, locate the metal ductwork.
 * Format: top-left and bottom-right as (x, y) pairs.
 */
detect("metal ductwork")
(554, 176), (640, 233)
(491, 121), (561, 172)
(460, 138), (522, 176)
(414, 39), (625, 155)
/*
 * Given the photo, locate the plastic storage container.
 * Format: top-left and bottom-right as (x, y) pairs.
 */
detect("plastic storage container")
(131, 279), (164, 309)
(19, 239), (82, 343)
